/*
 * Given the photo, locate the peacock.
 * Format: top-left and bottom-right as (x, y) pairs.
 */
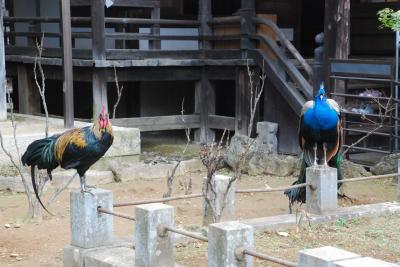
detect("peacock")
(284, 84), (343, 213)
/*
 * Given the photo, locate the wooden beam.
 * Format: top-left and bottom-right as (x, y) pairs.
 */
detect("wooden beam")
(17, 65), (40, 114)
(208, 115), (235, 131)
(111, 115), (200, 131)
(240, 0), (256, 57)
(235, 67), (249, 135)
(149, 5), (161, 50)
(91, 0), (105, 61)
(92, 69), (108, 118)
(61, 0), (74, 128)
(198, 0), (212, 49)
(323, 0), (350, 92)
(195, 69), (215, 144)
(91, 0), (107, 116)
(0, 0), (6, 121)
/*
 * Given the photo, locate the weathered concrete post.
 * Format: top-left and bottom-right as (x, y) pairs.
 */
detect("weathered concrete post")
(306, 166), (337, 214)
(135, 203), (175, 267)
(70, 189), (113, 248)
(203, 174), (236, 226)
(298, 246), (360, 267)
(208, 221), (254, 267)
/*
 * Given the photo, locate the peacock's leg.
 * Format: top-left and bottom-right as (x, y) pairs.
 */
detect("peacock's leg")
(323, 142), (328, 167)
(313, 143), (318, 166)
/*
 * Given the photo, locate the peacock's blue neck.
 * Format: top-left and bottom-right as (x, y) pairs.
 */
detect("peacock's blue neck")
(304, 97), (338, 130)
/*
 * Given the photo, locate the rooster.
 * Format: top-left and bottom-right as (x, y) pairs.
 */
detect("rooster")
(21, 106), (113, 213)
(284, 85), (343, 213)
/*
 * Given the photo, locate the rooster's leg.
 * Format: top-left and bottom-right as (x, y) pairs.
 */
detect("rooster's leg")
(80, 175), (95, 195)
(323, 143), (328, 167)
(313, 143), (318, 166)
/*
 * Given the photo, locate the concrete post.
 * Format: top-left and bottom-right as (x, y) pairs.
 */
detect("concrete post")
(203, 174), (236, 226)
(256, 121), (278, 153)
(135, 203), (175, 267)
(70, 189), (113, 248)
(306, 166), (337, 214)
(208, 221), (254, 267)
(298, 246), (360, 267)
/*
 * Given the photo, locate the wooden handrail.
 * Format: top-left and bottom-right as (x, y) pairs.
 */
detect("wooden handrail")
(4, 16), (60, 23)
(252, 17), (313, 80)
(250, 34), (312, 99)
(209, 16), (241, 25)
(105, 33), (241, 41)
(104, 17), (200, 26)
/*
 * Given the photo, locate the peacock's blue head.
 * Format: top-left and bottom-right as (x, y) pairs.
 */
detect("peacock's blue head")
(316, 84), (326, 101)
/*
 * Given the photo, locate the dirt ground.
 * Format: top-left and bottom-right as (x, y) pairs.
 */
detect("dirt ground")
(0, 170), (398, 267)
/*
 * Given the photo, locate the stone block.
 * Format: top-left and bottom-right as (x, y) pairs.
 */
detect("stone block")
(298, 246), (360, 267)
(203, 174), (236, 226)
(333, 257), (399, 267)
(208, 221), (253, 267)
(84, 247), (135, 267)
(104, 126), (140, 157)
(135, 203), (175, 267)
(306, 166), (337, 214)
(63, 245), (83, 267)
(70, 189), (113, 248)
(256, 121), (278, 153)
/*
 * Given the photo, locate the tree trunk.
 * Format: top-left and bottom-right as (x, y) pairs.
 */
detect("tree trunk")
(323, 0), (350, 98)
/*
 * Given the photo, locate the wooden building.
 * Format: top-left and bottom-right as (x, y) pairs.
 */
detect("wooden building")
(1, 0), (399, 155)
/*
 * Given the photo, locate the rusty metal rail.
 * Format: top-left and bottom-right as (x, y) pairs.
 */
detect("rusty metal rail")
(158, 225), (208, 242)
(338, 173), (397, 184)
(97, 207), (135, 221)
(236, 248), (297, 267)
(113, 193), (204, 208)
(236, 183), (309, 194)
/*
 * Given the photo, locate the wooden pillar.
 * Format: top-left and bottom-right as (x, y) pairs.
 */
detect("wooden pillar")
(149, 3), (161, 50)
(28, 0), (41, 46)
(61, 0), (74, 128)
(195, 69), (215, 144)
(17, 65), (40, 115)
(0, 0), (6, 121)
(91, 0), (107, 116)
(240, 0), (256, 58)
(323, 0), (350, 93)
(198, 0), (212, 50)
(235, 67), (249, 136)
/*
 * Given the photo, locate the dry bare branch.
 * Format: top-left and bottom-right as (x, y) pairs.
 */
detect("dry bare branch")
(0, 92), (35, 215)
(33, 33), (49, 137)
(112, 65), (124, 119)
(247, 59), (266, 137)
(164, 98), (192, 197)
